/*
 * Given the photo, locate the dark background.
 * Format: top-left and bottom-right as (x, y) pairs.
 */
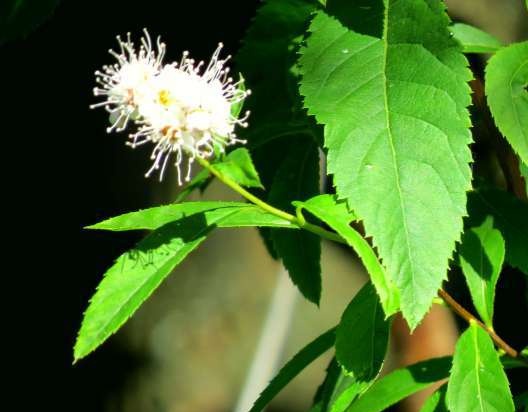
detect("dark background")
(1, 1), (259, 410)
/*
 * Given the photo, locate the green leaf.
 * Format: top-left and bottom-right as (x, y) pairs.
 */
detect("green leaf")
(299, 2), (473, 328)
(75, 205), (297, 360)
(514, 391), (528, 411)
(346, 357), (452, 412)
(420, 384), (447, 412)
(459, 216), (505, 327)
(294, 194), (399, 315)
(213, 148), (263, 189)
(249, 328), (336, 412)
(520, 161), (528, 194)
(174, 169), (212, 203)
(270, 140), (321, 304)
(317, 359), (370, 412)
(486, 41), (528, 165)
(335, 282), (390, 381)
(446, 323), (514, 412)
(87, 202), (295, 231)
(451, 23), (503, 54)
(467, 187), (528, 275)
(0, 0), (60, 44)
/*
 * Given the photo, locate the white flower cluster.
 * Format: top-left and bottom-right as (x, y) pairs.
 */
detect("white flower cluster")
(91, 29), (250, 183)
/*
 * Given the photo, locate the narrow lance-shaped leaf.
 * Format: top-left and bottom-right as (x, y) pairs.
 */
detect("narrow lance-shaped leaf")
(294, 194), (399, 315)
(467, 186), (528, 275)
(270, 139), (321, 304)
(450, 23), (503, 54)
(249, 328), (336, 412)
(486, 41), (528, 164)
(75, 204), (297, 361)
(420, 384), (447, 412)
(346, 357), (452, 412)
(446, 323), (514, 412)
(459, 216), (505, 327)
(300, 0), (473, 328)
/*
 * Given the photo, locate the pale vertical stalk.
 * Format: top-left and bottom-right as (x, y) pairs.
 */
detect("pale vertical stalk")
(233, 267), (298, 412)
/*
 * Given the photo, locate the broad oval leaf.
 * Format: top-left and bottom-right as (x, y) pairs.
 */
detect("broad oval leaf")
(446, 323), (514, 412)
(451, 23), (503, 54)
(486, 41), (528, 165)
(336, 282), (390, 382)
(459, 216), (505, 327)
(75, 204), (297, 360)
(294, 194), (399, 315)
(346, 357), (452, 412)
(249, 328), (336, 412)
(300, 1), (473, 328)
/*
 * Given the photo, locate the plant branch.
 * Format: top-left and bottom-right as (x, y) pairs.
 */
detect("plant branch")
(197, 156), (522, 360)
(438, 289), (519, 358)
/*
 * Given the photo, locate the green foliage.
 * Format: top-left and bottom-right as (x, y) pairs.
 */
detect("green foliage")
(0, 0), (60, 44)
(521, 161), (528, 193)
(299, 0), (473, 328)
(446, 323), (514, 412)
(451, 23), (503, 54)
(213, 148), (263, 189)
(269, 140), (322, 304)
(486, 41), (528, 164)
(467, 187), (528, 275)
(335, 282), (390, 381)
(249, 328), (336, 412)
(346, 357), (452, 412)
(76, 204), (297, 360)
(294, 194), (399, 315)
(420, 385), (448, 412)
(459, 216), (505, 327)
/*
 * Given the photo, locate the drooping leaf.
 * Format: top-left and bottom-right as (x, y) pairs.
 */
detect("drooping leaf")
(450, 23), (503, 54)
(249, 328), (336, 412)
(294, 194), (399, 315)
(300, 1), (473, 328)
(335, 282), (390, 380)
(345, 357), (452, 412)
(270, 139), (321, 304)
(0, 0), (60, 44)
(446, 323), (514, 412)
(459, 216), (505, 327)
(236, 0), (322, 259)
(467, 186), (528, 275)
(213, 148), (263, 189)
(87, 202), (295, 232)
(420, 384), (447, 412)
(75, 205), (297, 360)
(486, 41), (528, 164)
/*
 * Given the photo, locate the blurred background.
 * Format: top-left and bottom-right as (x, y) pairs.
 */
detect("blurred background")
(1, 1), (526, 411)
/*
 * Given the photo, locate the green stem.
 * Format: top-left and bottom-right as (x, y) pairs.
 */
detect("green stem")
(197, 157), (345, 244)
(197, 156), (523, 358)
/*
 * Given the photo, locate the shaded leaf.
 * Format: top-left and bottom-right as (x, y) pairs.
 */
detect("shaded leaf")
(467, 187), (528, 275)
(294, 194), (399, 315)
(270, 140), (321, 304)
(459, 216), (505, 327)
(451, 23), (503, 54)
(0, 0), (60, 44)
(446, 323), (514, 412)
(346, 357), (452, 412)
(335, 283), (390, 381)
(249, 328), (336, 412)
(300, 2), (473, 328)
(520, 160), (528, 194)
(486, 41), (528, 164)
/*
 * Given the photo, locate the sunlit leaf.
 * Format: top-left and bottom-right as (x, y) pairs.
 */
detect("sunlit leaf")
(451, 23), (503, 54)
